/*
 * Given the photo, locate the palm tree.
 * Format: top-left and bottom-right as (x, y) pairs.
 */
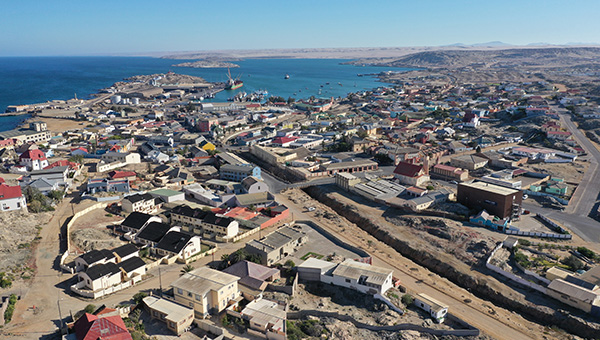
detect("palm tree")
(180, 265), (194, 275)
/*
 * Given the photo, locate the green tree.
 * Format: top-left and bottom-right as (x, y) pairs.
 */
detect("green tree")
(84, 304), (96, 314)
(29, 200), (43, 213)
(48, 190), (64, 201)
(132, 292), (147, 305)
(181, 265), (194, 275)
(401, 294), (414, 306)
(562, 255), (584, 271)
(284, 260), (295, 268)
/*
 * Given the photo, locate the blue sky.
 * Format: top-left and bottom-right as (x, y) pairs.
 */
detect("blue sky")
(1, 0), (598, 56)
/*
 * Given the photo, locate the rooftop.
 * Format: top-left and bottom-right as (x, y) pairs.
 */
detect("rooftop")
(170, 267), (239, 296)
(246, 226), (304, 253)
(417, 293), (449, 312)
(143, 296), (193, 323)
(458, 181), (520, 196)
(331, 259), (392, 286)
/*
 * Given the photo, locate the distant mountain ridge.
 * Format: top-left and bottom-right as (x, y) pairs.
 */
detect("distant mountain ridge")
(370, 47), (600, 69)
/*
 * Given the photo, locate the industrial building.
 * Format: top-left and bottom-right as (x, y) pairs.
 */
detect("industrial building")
(457, 181), (522, 219)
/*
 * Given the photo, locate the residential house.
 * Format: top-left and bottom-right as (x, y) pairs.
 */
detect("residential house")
(148, 188), (185, 203)
(220, 164), (262, 181)
(469, 210), (510, 232)
(152, 230), (203, 262)
(29, 165), (69, 187)
(450, 154), (488, 171)
(169, 266), (240, 318)
(448, 141), (472, 153)
(431, 164), (469, 182)
(120, 212), (163, 234)
(414, 293), (449, 323)
(143, 296), (194, 336)
(241, 176), (269, 194)
(74, 249), (116, 272)
(234, 192), (275, 209)
(108, 170), (137, 181)
(223, 260), (280, 299)
(0, 184), (27, 212)
(201, 212), (239, 240)
(86, 178), (130, 194)
(393, 162), (430, 187)
(298, 258), (393, 296)
(23, 178), (58, 195)
(134, 221), (173, 247)
(121, 193), (160, 213)
(245, 226), (307, 265)
(101, 152), (141, 164)
(238, 298), (286, 339)
(19, 149), (48, 171)
(73, 313), (132, 340)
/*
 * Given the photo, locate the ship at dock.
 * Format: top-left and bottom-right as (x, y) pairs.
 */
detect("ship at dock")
(225, 68), (243, 90)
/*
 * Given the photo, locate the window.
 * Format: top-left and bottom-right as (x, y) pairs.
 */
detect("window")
(345, 279), (351, 283)
(196, 294), (202, 301)
(189, 302), (193, 307)
(188, 292), (192, 297)
(177, 288), (183, 295)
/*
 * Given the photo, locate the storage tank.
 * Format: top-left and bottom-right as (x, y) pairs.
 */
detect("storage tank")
(110, 95), (121, 104)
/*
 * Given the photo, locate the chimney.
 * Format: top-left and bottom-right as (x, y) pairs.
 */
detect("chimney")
(423, 155), (430, 175)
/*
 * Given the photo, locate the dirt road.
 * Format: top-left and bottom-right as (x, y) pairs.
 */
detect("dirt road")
(276, 190), (563, 340)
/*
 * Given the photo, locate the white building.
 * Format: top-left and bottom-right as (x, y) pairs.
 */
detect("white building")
(19, 149), (48, 171)
(0, 184), (27, 212)
(101, 152), (141, 164)
(122, 193), (160, 213)
(414, 293), (449, 323)
(300, 258), (393, 296)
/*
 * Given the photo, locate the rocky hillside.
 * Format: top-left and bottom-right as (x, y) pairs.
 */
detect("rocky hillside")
(367, 47), (600, 69)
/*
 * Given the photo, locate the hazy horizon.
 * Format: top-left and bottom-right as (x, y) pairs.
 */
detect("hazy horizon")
(1, 0), (599, 56)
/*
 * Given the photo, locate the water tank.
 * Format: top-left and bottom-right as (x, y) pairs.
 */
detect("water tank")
(110, 95), (121, 104)
(131, 97), (140, 105)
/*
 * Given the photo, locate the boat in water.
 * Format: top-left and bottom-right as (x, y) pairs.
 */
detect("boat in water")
(225, 68), (243, 90)
(284, 74), (290, 79)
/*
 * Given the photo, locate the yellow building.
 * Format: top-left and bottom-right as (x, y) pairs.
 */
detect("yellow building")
(200, 140), (216, 151)
(170, 267), (240, 318)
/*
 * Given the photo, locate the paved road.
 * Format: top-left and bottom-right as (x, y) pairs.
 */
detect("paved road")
(547, 113), (600, 242)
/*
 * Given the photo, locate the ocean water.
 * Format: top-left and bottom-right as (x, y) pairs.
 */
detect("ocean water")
(0, 57), (407, 131)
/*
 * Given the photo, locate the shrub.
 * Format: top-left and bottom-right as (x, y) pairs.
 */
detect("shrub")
(284, 260), (296, 268)
(514, 251), (532, 269)
(0, 273), (12, 289)
(401, 294), (414, 306)
(132, 292), (147, 305)
(518, 239), (531, 247)
(562, 255), (584, 271)
(84, 304), (96, 314)
(286, 321), (308, 340)
(4, 294), (17, 323)
(576, 247), (598, 260)
(222, 314), (230, 326)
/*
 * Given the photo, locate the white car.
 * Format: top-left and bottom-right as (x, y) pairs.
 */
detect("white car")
(307, 207), (316, 212)
(523, 194), (529, 200)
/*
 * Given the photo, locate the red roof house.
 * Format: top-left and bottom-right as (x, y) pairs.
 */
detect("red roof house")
(393, 161), (429, 187)
(73, 313), (132, 340)
(19, 149), (48, 171)
(108, 170), (137, 180)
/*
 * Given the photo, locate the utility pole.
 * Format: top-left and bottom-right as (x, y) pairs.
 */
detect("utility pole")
(158, 267), (163, 298)
(57, 290), (64, 335)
